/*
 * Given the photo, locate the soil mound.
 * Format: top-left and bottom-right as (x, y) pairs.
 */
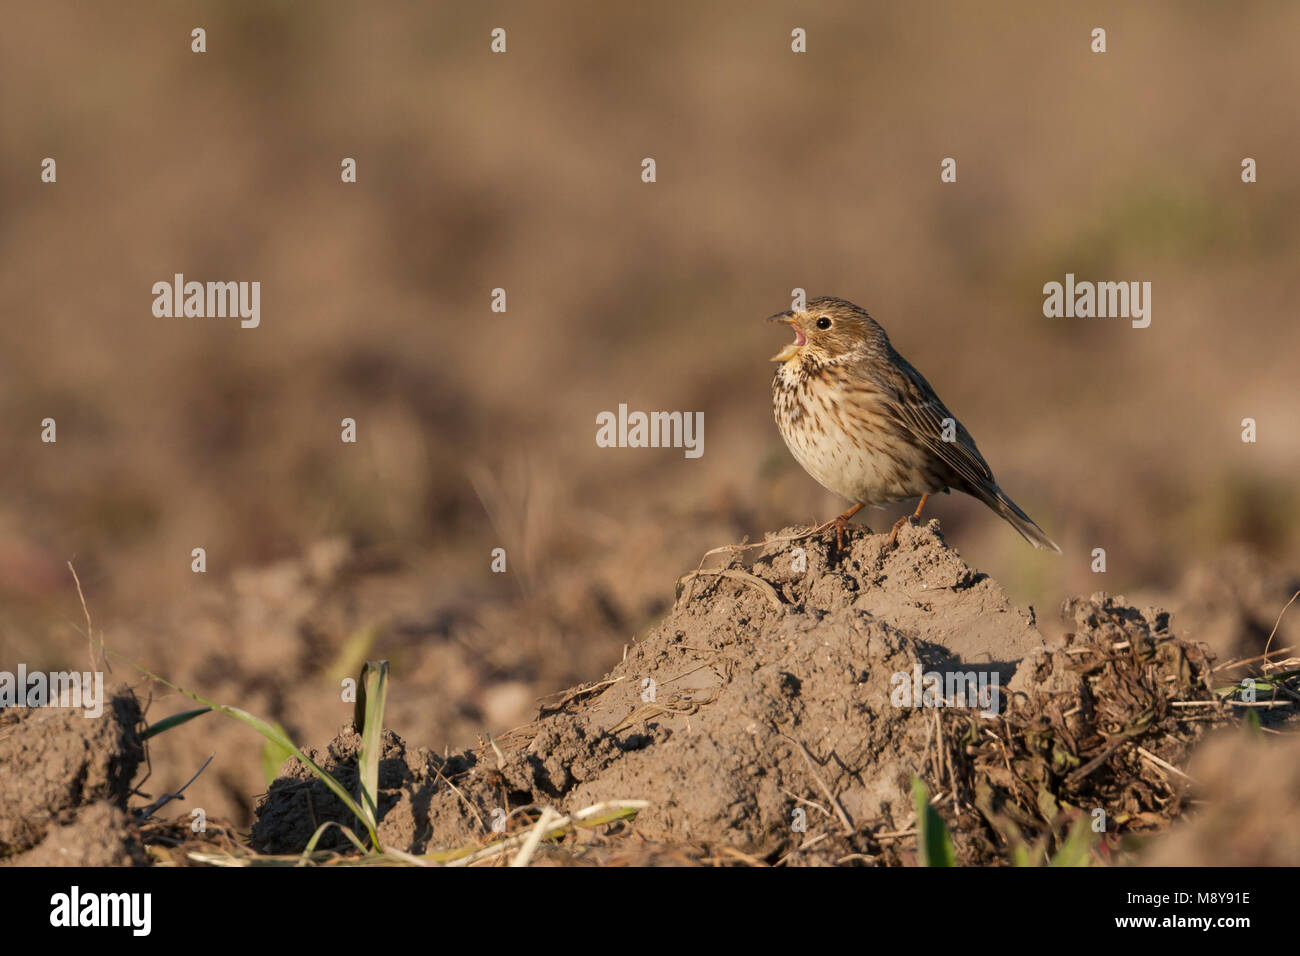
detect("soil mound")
(257, 522), (1215, 863)
(0, 686), (145, 864)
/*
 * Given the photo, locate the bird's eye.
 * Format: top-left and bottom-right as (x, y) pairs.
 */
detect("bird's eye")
(816, 317), (832, 330)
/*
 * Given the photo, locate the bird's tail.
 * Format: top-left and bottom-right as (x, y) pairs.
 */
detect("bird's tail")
(980, 485), (1061, 553)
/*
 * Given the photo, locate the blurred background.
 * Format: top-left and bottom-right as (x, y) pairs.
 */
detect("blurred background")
(1, 1), (1298, 825)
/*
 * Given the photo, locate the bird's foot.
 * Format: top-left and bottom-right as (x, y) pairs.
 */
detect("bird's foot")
(810, 518), (847, 550)
(887, 515), (909, 549)
(815, 503), (866, 554)
(888, 494), (931, 550)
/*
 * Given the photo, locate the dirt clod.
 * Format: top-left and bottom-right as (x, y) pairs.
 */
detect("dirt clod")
(13, 802), (148, 867)
(943, 592), (1220, 864)
(0, 685), (144, 858)
(255, 523), (1117, 863)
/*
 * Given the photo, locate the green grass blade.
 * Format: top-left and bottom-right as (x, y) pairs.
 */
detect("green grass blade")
(260, 723), (296, 787)
(912, 777), (956, 867)
(110, 650), (382, 850)
(300, 821), (367, 865)
(355, 660), (390, 836)
(141, 706), (212, 739)
(1048, 816), (1096, 867)
(329, 623), (380, 685)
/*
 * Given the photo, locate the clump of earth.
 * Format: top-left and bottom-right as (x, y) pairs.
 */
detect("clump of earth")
(249, 522), (1229, 864)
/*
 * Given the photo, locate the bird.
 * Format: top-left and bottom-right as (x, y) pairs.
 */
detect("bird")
(769, 295), (1060, 553)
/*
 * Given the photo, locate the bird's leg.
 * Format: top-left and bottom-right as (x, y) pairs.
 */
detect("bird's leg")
(814, 502), (864, 550)
(834, 503), (863, 550)
(888, 494), (930, 549)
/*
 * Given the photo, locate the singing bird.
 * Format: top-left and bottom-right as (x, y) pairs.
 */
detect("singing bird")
(769, 296), (1060, 553)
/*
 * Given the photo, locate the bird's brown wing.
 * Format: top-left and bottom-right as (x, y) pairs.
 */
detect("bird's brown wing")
(877, 353), (996, 493)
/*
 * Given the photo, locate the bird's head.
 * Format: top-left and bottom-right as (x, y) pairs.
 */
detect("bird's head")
(768, 296), (881, 365)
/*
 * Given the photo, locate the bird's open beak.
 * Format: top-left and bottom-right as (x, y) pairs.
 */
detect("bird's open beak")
(768, 311), (806, 362)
